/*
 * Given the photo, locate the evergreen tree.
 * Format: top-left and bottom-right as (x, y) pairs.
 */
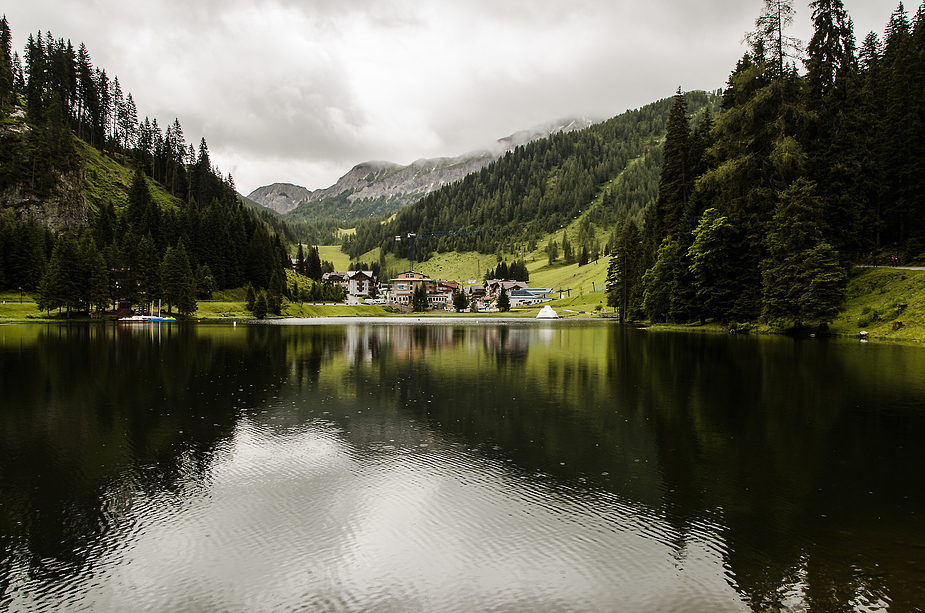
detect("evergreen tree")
(688, 208), (740, 322)
(37, 235), (81, 314)
(546, 240), (559, 265)
(306, 245), (322, 281)
(36, 236), (67, 313)
(605, 220), (643, 322)
(578, 246), (589, 267)
(0, 15), (13, 109)
(746, 0), (802, 78)
(648, 88), (692, 246)
(452, 288), (469, 312)
(761, 178), (847, 328)
(85, 238), (110, 313)
(160, 240), (196, 315)
(562, 233), (573, 264)
(642, 236), (682, 323)
(135, 234), (161, 308)
(127, 169), (155, 237)
(412, 283), (428, 312)
(805, 0), (856, 101)
(196, 264), (216, 299)
(245, 282), (256, 311)
(296, 242), (306, 276)
(253, 291), (268, 319)
(497, 286), (510, 312)
(5, 217), (48, 291)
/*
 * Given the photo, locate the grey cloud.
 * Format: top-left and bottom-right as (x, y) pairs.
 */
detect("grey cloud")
(2, 0), (902, 193)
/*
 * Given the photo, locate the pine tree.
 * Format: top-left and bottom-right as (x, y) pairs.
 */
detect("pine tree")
(453, 288), (469, 312)
(761, 178), (847, 328)
(746, 0), (803, 78)
(127, 169), (154, 236)
(546, 240), (559, 265)
(412, 283), (428, 312)
(578, 246), (589, 267)
(296, 242), (306, 276)
(605, 220), (643, 322)
(497, 286), (510, 312)
(253, 291), (268, 319)
(688, 208), (740, 322)
(245, 282), (256, 311)
(0, 15), (13, 110)
(306, 245), (322, 281)
(562, 233), (573, 264)
(196, 264), (216, 299)
(160, 240), (196, 315)
(649, 88), (692, 245)
(805, 0), (856, 101)
(642, 236), (682, 323)
(86, 240), (110, 313)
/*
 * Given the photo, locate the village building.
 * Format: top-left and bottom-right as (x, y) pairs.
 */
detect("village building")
(508, 289), (553, 308)
(323, 271), (378, 297)
(467, 285), (487, 300)
(347, 271), (375, 297)
(485, 279), (530, 299)
(429, 280), (459, 310)
(322, 271), (349, 290)
(388, 271), (436, 306)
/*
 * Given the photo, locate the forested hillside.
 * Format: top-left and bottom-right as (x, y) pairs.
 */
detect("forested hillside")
(612, 0), (925, 331)
(342, 92), (718, 263)
(0, 17), (311, 315)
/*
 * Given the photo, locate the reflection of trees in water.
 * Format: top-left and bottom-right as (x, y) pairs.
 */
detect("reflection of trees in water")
(605, 327), (925, 610)
(5, 323), (923, 611)
(0, 324), (287, 581)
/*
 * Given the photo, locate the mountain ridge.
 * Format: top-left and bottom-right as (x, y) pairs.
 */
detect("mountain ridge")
(247, 116), (597, 221)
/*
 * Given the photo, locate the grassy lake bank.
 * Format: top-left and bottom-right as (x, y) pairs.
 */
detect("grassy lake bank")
(2, 267), (923, 343)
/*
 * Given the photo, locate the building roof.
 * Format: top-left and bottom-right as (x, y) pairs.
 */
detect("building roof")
(391, 271), (432, 281)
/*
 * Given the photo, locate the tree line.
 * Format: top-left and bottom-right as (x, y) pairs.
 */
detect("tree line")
(0, 16), (321, 315)
(606, 0), (925, 331)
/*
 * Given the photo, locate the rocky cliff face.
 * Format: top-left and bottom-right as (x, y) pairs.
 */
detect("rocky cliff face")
(245, 182), (315, 215)
(0, 113), (88, 232)
(247, 116), (596, 217)
(0, 171), (88, 232)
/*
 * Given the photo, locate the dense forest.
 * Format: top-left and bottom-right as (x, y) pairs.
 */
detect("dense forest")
(0, 17), (325, 315)
(608, 0), (925, 330)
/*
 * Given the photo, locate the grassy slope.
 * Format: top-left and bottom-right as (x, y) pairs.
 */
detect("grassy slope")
(77, 139), (180, 215)
(827, 267), (925, 342)
(316, 245), (352, 271)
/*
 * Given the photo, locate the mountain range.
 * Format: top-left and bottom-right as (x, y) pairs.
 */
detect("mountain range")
(246, 117), (596, 222)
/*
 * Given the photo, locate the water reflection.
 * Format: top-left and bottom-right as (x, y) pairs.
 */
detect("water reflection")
(0, 321), (923, 611)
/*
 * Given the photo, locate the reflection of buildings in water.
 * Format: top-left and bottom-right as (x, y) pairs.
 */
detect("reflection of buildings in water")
(343, 325), (376, 365)
(331, 322), (542, 366)
(534, 327), (555, 347)
(482, 326), (529, 357)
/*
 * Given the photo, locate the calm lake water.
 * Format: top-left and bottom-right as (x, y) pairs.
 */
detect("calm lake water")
(1, 319), (923, 612)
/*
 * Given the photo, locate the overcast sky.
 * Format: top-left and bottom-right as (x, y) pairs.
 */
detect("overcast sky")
(5, 0), (900, 195)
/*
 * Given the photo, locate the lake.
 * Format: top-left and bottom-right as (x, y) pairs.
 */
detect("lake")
(1, 319), (923, 612)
